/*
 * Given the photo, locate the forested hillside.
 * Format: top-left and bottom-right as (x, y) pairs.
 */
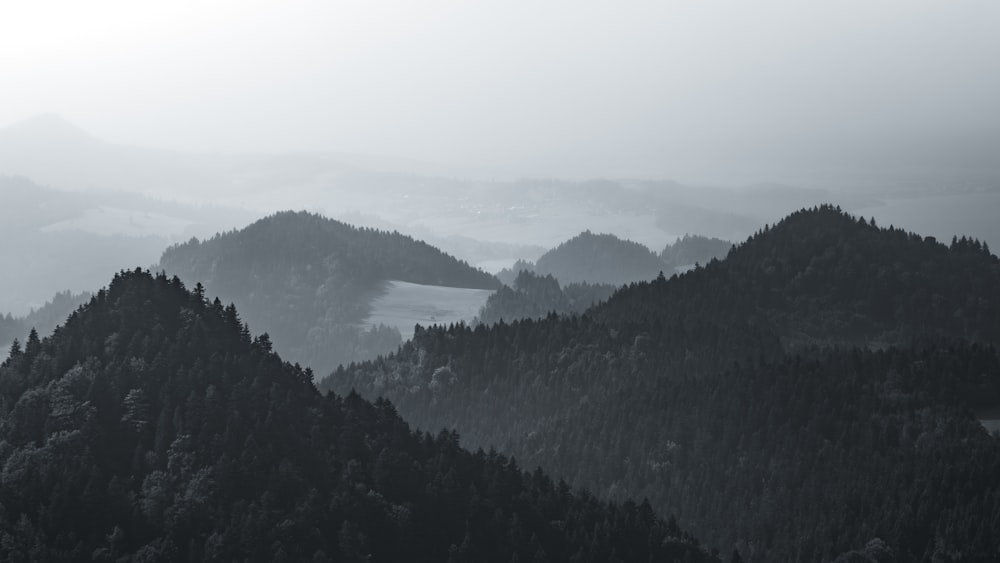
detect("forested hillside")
(660, 234), (732, 272)
(0, 269), (716, 562)
(477, 271), (617, 326)
(0, 290), (91, 349)
(159, 211), (500, 375)
(323, 205), (1000, 561)
(598, 205), (1000, 347)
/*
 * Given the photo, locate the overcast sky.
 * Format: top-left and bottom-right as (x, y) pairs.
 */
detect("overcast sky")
(2, 1), (998, 184)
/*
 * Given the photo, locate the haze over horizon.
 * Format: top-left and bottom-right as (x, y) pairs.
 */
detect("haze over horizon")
(5, 4), (1000, 560)
(3, 1), (999, 187)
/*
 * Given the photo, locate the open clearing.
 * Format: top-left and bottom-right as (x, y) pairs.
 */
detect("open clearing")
(364, 281), (495, 341)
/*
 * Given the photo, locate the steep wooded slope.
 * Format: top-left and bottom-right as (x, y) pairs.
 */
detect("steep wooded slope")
(159, 211), (500, 374)
(0, 269), (713, 562)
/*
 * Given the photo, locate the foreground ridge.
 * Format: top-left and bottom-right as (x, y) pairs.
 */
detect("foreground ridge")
(0, 268), (714, 562)
(325, 205), (1000, 562)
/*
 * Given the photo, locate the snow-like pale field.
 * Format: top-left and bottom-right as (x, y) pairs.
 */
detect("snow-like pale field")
(364, 281), (495, 341)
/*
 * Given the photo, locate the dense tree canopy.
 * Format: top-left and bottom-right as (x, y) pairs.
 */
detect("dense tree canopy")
(324, 205), (1000, 562)
(0, 269), (716, 562)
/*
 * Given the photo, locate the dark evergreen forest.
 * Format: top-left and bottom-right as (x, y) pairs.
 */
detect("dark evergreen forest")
(323, 205), (1000, 562)
(0, 269), (717, 562)
(158, 211), (500, 376)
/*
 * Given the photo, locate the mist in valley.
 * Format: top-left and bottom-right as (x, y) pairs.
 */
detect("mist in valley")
(3, 2), (999, 323)
(2, 2), (1000, 561)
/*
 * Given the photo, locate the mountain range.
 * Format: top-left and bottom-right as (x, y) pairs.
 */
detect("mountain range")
(4, 115), (1000, 560)
(321, 205), (1000, 561)
(159, 211), (500, 375)
(0, 269), (717, 561)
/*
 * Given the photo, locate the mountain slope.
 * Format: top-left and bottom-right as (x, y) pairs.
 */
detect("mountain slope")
(323, 205), (1000, 561)
(660, 234), (732, 272)
(0, 268), (715, 562)
(598, 204), (1000, 346)
(476, 270), (617, 326)
(0, 291), (92, 350)
(159, 211), (500, 374)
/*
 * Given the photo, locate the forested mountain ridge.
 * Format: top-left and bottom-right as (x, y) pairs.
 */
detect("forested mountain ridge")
(159, 210), (500, 375)
(597, 204), (1000, 347)
(0, 268), (717, 562)
(322, 205), (1000, 561)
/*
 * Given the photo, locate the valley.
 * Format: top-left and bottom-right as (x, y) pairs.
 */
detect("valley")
(3, 5), (998, 560)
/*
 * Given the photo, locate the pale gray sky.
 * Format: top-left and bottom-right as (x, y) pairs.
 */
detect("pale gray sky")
(2, 1), (998, 184)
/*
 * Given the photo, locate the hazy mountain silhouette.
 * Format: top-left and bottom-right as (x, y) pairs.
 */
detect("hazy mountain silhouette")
(324, 205), (1000, 561)
(531, 231), (664, 286)
(0, 291), (91, 351)
(476, 270), (617, 326)
(0, 115), (858, 260)
(0, 175), (252, 316)
(0, 115), (452, 200)
(660, 234), (733, 272)
(159, 211), (501, 375)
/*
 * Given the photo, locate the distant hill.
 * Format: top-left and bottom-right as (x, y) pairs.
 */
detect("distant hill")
(0, 114), (436, 200)
(0, 290), (91, 350)
(0, 268), (715, 561)
(530, 231), (664, 286)
(323, 205), (1000, 561)
(7, 115), (902, 271)
(0, 174), (252, 315)
(159, 211), (500, 374)
(477, 270), (617, 326)
(490, 232), (733, 306)
(660, 234), (732, 272)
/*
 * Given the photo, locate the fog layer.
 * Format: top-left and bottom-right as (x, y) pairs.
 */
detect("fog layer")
(2, 1), (998, 185)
